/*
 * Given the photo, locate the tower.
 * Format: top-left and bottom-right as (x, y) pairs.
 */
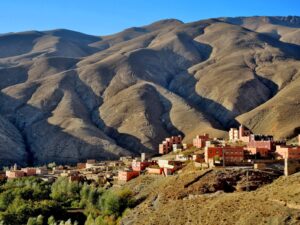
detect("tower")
(141, 153), (146, 162)
(239, 125), (245, 138)
(13, 163), (18, 171)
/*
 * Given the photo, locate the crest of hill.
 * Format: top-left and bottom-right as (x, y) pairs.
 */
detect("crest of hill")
(90, 19), (183, 50)
(0, 29), (101, 60)
(221, 16), (300, 45)
(0, 16), (300, 166)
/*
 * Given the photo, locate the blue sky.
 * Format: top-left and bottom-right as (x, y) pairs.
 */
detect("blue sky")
(1, 0), (299, 35)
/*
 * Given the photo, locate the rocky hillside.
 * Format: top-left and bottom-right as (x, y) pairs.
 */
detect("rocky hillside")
(120, 166), (300, 225)
(0, 16), (300, 166)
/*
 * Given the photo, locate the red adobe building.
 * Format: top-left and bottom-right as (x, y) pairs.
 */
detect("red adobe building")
(205, 146), (245, 163)
(159, 135), (182, 154)
(77, 163), (86, 170)
(21, 168), (37, 176)
(147, 167), (163, 175)
(132, 161), (152, 172)
(246, 147), (270, 158)
(36, 167), (48, 175)
(192, 154), (204, 163)
(6, 170), (26, 179)
(229, 125), (251, 142)
(276, 146), (300, 159)
(162, 161), (183, 176)
(159, 141), (172, 154)
(247, 135), (275, 151)
(193, 134), (210, 148)
(118, 170), (140, 182)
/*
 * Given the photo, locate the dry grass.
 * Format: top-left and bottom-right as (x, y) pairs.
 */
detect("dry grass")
(120, 165), (300, 225)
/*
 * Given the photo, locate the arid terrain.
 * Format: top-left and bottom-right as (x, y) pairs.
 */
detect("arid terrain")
(120, 164), (300, 225)
(1, 16), (300, 166)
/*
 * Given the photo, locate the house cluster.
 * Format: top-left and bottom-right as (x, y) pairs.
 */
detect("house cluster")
(118, 153), (184, 182)
(4, 159), (126, 187)
(5, 154), (183, 185)
(158, 126), (300, 170)
(4, 164), (48, 180)
(3, 128), (300, 184)
(74, 159), (126, 186)
(231, 126), (300, 159)
(206, 125), (300, 165)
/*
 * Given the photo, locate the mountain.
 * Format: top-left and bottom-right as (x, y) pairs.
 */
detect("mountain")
(0, 16), (300, 166)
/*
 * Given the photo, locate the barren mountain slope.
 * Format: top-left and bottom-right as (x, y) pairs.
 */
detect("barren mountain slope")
(237, 72), (300, 138)
(0, 115), (27, 166)
(120, 167), (300, 225)
(0, 16), (300, 165)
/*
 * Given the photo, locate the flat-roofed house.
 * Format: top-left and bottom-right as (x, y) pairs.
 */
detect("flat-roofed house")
(159, 135), (182, 154)
(21, 168), (36, 176)
(229, 128), (239, 142)
(36, 167), (48, 175)
(6, 170), (25, 179)
(147, 167), (163, 175)
(118, 170), (139, 182)
(229, 125), (251, 143)
(131, 160), (151, 172)
(246, 147), (270, 158)
(205, 146), (245, 164)
(77, 163), (86, 170)
(247, 135), (275, 151)
(193, 134), (210, 148)
(276, 146), (300, 159)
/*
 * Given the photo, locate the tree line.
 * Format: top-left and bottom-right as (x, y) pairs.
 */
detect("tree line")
(0, 177), (136, 225)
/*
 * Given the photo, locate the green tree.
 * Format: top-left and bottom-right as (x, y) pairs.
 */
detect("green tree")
(100, 189), (135, 218)
(48, 216), (56, 225)
(88, 189), (98, 206)
(27, 217), (37, 225)
(51, 177), (81, 205)
(94, 216), (106, 225)
(0, 177), (62, 225)
(36, 215), (44, 225)
(0, 190), (15, 210)
(64, 219), (72, 225)
(84, 214), (95, 225)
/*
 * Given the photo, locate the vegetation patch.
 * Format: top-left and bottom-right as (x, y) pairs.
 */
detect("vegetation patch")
(0, 177), (136, 225)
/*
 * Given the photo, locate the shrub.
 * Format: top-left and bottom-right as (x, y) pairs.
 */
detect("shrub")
(100, 189), (135, 218)
(51, 177), (81, 205)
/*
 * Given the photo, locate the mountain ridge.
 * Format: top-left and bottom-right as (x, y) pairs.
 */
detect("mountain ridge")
(0, 16), (300, 166)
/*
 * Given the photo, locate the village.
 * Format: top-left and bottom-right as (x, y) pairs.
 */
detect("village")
(1, 125), (300, 186)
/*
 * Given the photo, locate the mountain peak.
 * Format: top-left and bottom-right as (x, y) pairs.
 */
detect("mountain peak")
(0, 16), (300, 166)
